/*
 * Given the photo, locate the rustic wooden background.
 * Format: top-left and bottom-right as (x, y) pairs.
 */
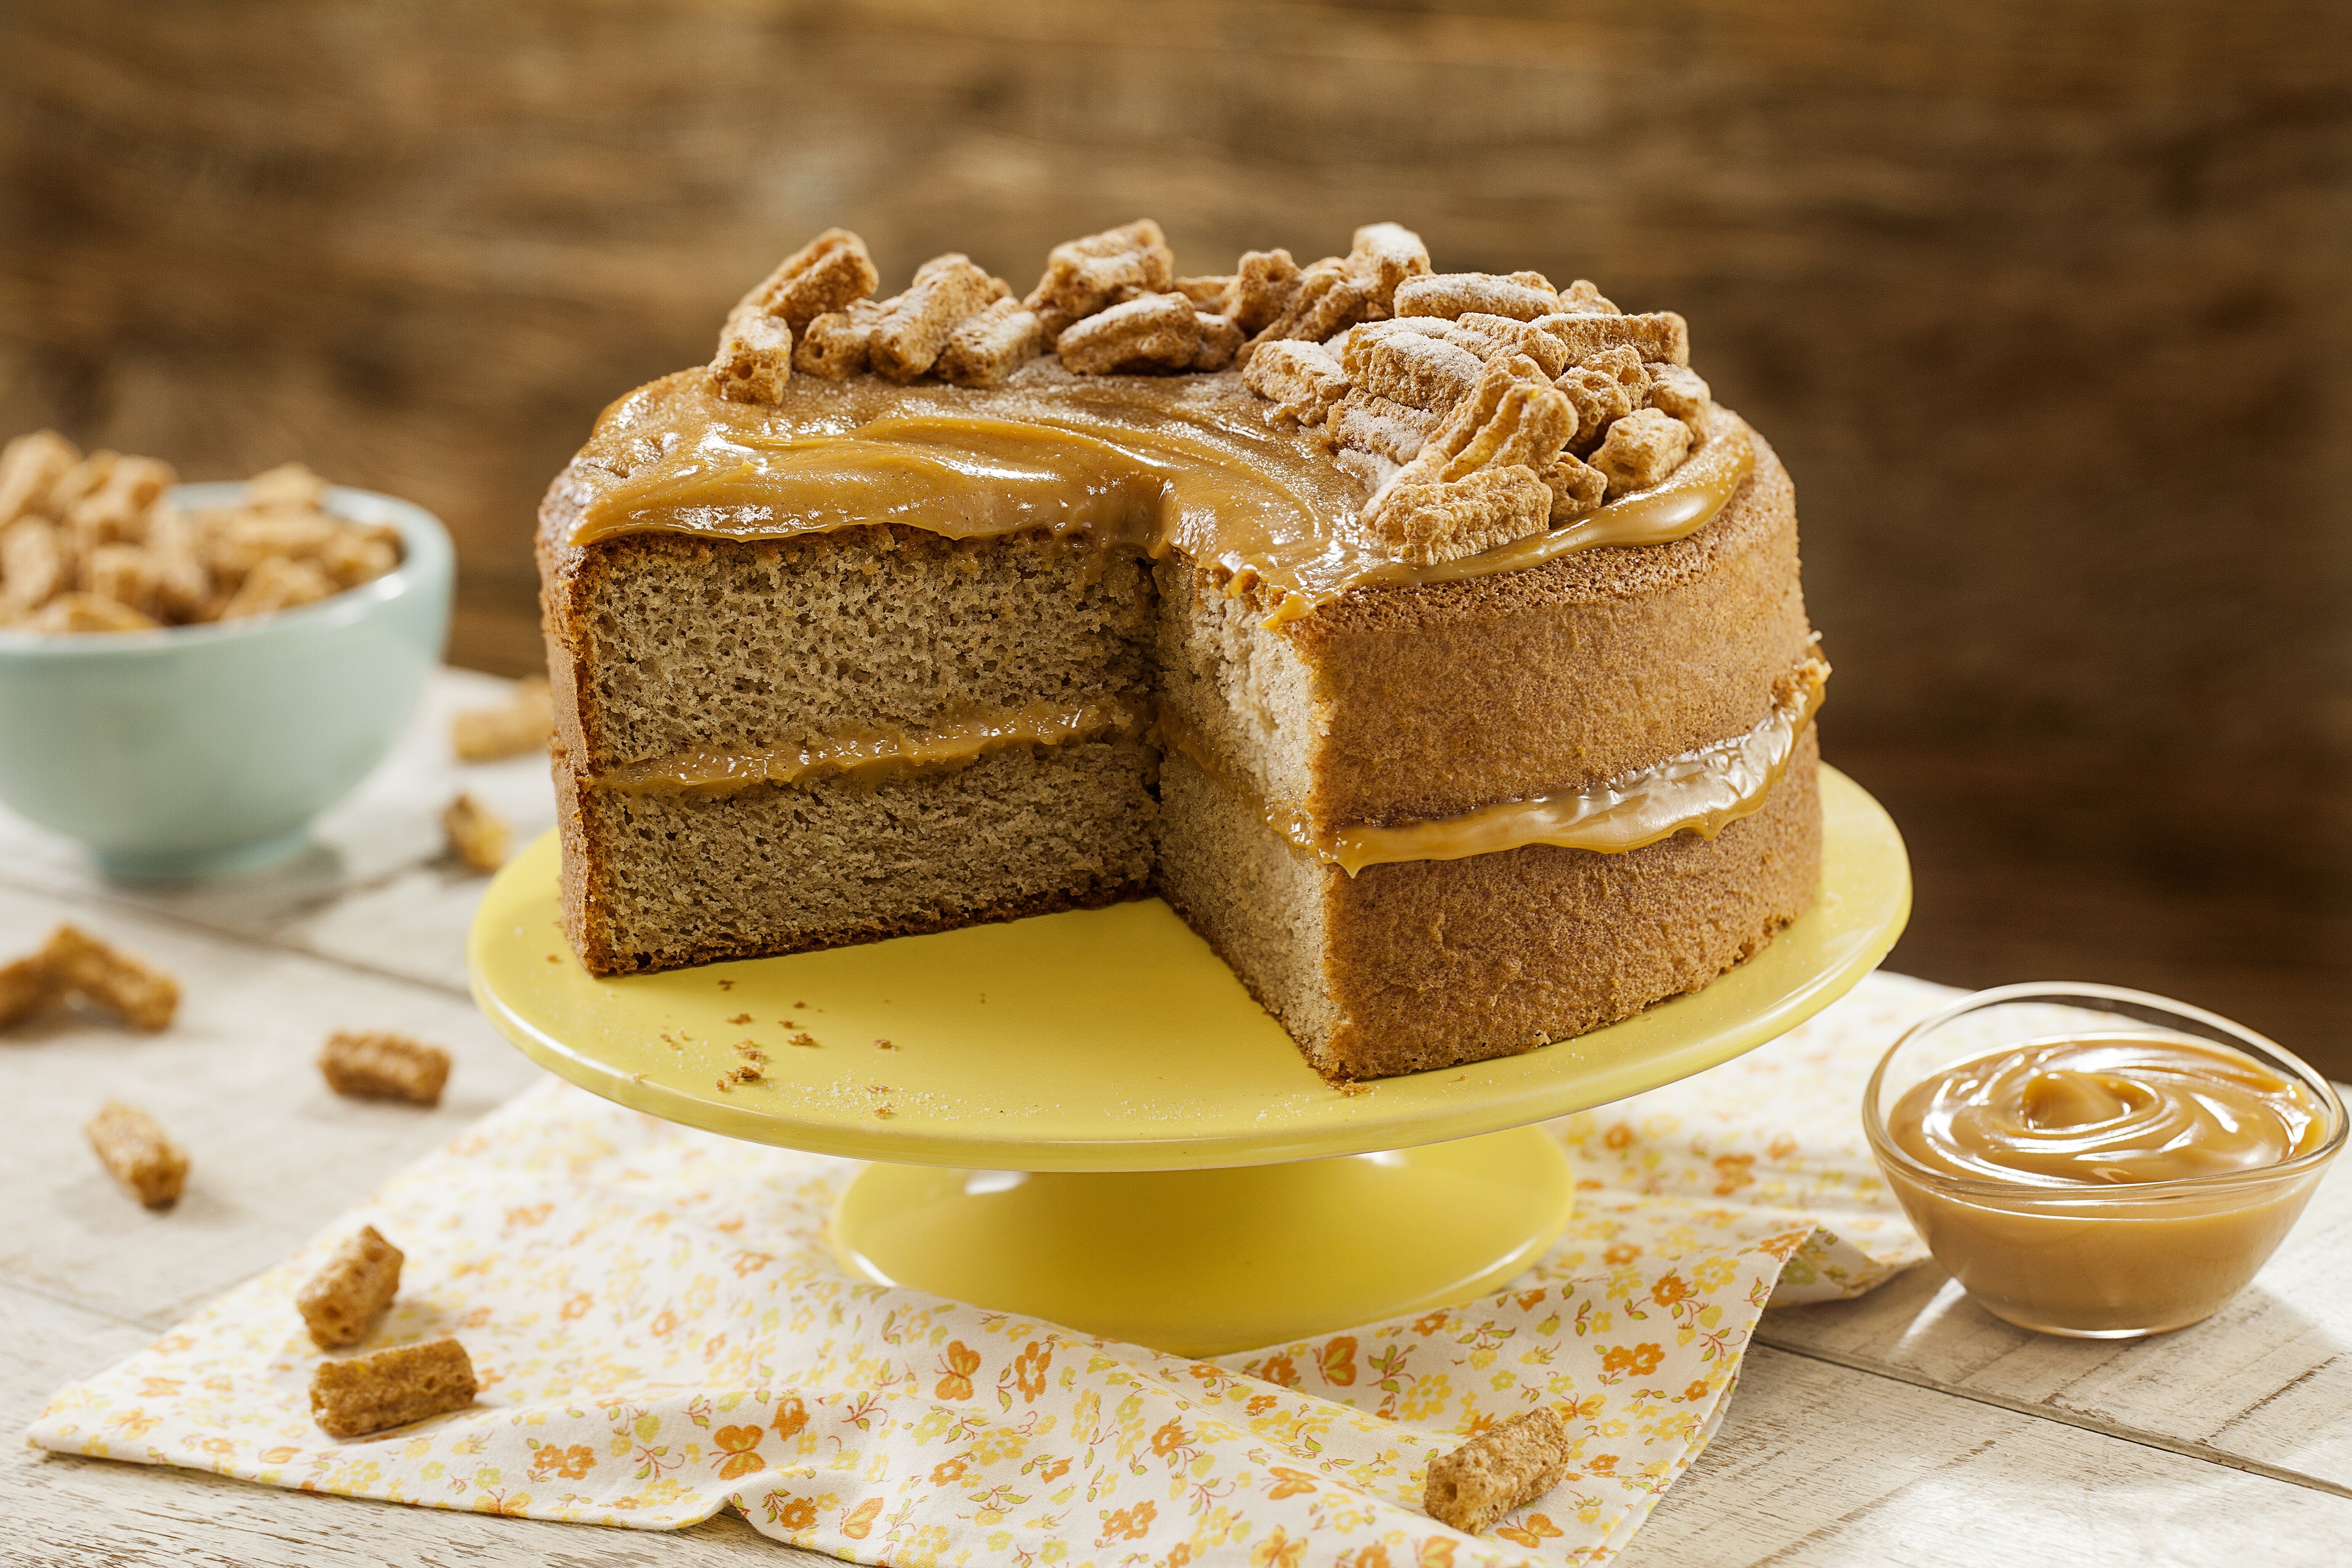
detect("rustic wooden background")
(3, 1), (2346, 1065)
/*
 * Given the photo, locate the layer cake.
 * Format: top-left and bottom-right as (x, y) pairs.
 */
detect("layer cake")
(538, 221), (1826, 1081)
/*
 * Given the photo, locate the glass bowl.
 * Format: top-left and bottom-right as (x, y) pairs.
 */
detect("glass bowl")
(1862, 982), (2346, 1338)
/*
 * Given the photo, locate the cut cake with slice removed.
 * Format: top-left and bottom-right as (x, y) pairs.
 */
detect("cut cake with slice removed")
(537, 219), (1828, 1081)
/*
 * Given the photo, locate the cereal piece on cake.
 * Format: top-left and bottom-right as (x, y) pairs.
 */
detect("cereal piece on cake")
(309, 1336), (476, 1438)
(319, 1031), (452, 1107)
(738, 227), (880, 334)
(297, 1224), (405, 1348)
(869, 254), (1010, 382)
(935, 298), (1046, 389)
(452, 675), (553, 761)
(710, 309), (796, 405)
(441, 792), (510, 873)
(793, 299), (887, 380)
(43, 923), (178, 1031)
(85, 1099), (188, 1208)
(1422, 1407), (1572, 1534)
(1057, 292), (1203, 375)
(1591, 408), (1694, 497)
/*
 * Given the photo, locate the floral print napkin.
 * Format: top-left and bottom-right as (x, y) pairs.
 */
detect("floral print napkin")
(29, 970), (1955, 1566)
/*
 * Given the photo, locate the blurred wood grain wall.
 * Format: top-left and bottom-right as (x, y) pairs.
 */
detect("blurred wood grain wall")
(4, 1), (2348, 1055)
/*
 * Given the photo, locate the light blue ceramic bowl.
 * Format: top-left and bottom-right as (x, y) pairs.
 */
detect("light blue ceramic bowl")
(0, 483), (453, 880)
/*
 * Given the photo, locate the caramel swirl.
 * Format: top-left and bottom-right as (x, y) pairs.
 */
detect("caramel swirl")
(1890, 1036), (2329, 1188)
(559, 370), (1754, 623)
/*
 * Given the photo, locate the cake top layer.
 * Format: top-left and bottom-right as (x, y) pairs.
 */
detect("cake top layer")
(542, 220), (1752, 622)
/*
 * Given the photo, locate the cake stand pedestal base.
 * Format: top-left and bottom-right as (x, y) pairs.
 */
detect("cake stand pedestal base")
(832, 1125), (1574, 1357)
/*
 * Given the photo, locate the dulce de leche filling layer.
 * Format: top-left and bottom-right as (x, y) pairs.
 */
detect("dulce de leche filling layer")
(587, 654), (1825, 872)
(560, 372), (1754, 625)
(1169, 653), (1827, 874)
(594, 698), (1155, 797)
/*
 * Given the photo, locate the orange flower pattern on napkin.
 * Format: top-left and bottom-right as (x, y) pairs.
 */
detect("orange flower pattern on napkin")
(27, 971), (1956, 1564)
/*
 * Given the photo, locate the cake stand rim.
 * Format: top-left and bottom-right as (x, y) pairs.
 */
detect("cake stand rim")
(471, 764), (1910, 1171)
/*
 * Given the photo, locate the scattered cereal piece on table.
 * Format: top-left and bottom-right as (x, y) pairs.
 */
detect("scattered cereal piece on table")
(309, 1336), (477, 1438)
(319, 1031), (451, 1107)
(1422, 1407), (1572, 1534)
(441, 792), (510, 872)
(43, 924), (178, 1031)
(452, 675), (553, 761)
(297, 1225), (405, 1349)
(85, 1099), (188, 1208)
(0, 951), (58, 1029)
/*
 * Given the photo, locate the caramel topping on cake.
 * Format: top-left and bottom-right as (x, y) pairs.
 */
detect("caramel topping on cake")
(551, 220), (1740, 623)
(558, 373), (1750, 625)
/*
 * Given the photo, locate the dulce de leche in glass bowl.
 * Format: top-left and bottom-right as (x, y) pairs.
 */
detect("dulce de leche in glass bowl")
(1863, 983), (2346, 1338)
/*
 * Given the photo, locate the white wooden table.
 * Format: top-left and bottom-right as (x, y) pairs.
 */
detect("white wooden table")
(6, 667), (2350, 1566)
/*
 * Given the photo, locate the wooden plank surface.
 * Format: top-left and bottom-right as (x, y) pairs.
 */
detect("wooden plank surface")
(0, 885), (541, 1326)
(1758, 1157), (2352, 1494)
(1620, 1344), (2352, 1568)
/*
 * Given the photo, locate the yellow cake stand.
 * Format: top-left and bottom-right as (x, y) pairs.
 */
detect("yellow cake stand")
(470, 766), (1910, 1355)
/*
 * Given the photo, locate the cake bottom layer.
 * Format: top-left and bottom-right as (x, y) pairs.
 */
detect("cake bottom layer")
(557, 741), (1158, 976)
(1158, 726), (1824, 1080)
